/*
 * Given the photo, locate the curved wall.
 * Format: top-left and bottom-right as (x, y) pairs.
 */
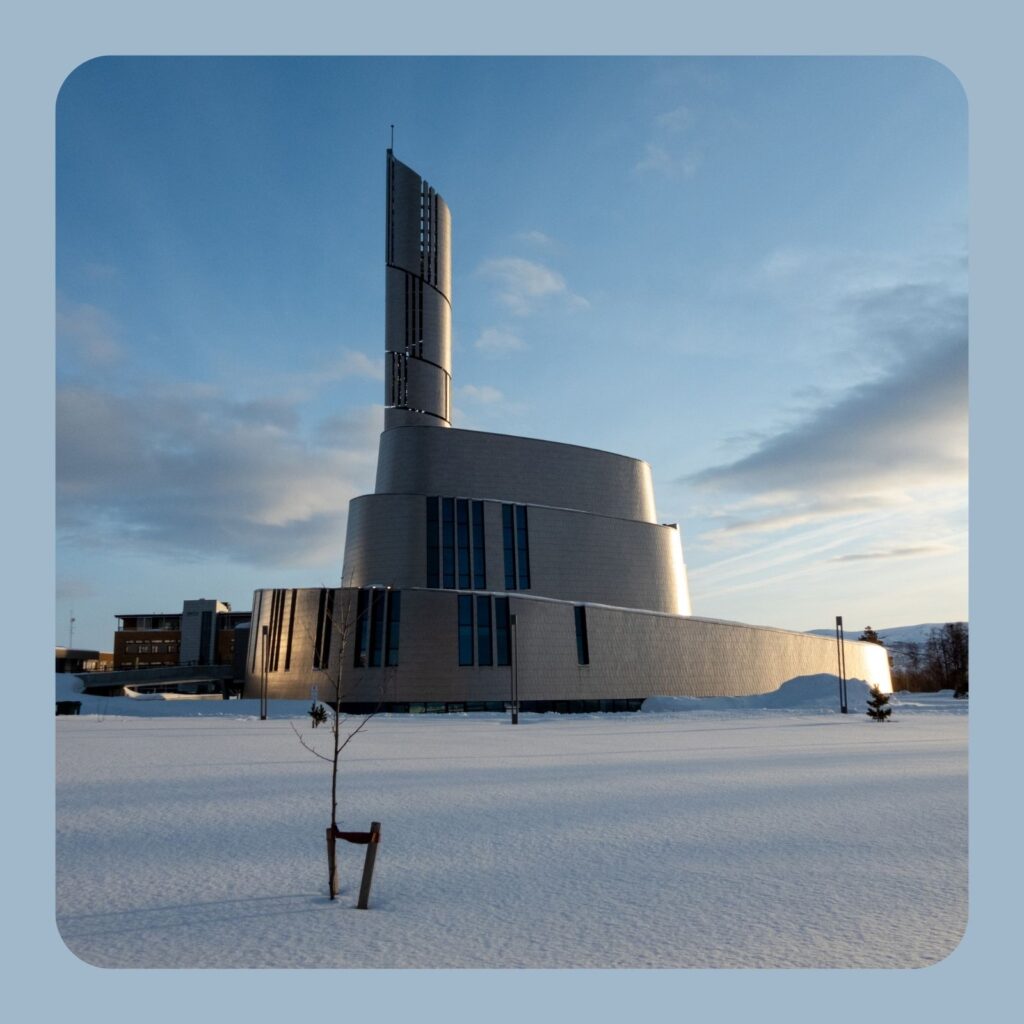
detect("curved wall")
(244, 588), (891, 704)
(374, 426), (658, 523)
(342, 493), (690, 614)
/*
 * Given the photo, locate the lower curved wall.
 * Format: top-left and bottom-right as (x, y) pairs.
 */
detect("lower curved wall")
(243, 588), (891, 705)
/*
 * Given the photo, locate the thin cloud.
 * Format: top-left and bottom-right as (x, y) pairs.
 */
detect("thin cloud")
(57, 300), (123, 367)
(477, 257), (588, 316)
(829, 545), (953, 563)
(459, 384), (505, 405)
(474, 327), (527, 354)
(635, 105), (702, 179)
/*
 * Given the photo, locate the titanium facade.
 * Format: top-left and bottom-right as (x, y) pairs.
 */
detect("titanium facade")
(244, 152), (892, 707)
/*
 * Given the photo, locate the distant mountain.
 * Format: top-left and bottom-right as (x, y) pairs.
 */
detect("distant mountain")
(806, 623), (961, 645)
(806, 623), (968, 672)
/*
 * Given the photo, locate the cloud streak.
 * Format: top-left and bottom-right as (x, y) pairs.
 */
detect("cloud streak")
(685, 279), (967, 540)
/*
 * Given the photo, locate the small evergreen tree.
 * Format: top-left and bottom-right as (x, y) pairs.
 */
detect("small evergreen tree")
(866, 685), (892, 722)
(858, 626), (882, 645)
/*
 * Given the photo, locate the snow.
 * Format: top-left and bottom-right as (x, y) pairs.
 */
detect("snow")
(55, 675), (967, 969)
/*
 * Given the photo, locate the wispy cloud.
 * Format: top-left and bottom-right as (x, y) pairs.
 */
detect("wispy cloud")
(829, 545), (954, 563)
(477, 257), (588, 316)
(635, 104), (702, 179)
(515, 230), (555, 247)
(685, 278), (967, 542)
(57, 300), (123, 367)
(458, 384), (505, 405)
(474, 327), (527, 354)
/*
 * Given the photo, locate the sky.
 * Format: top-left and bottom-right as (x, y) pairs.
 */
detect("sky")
(55, 56), (968, 650)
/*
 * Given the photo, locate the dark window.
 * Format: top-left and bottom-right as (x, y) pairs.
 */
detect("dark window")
(283, 589), (297, 671)
(495, 597), (511, 666)
(457, 498), (471, 589)
(313, 588), (328, 668)
(476, 596), (493, 666)
(472, 501), (486, 589)
(516, 505), (531, 590)
(442, 497), (455, 588)
(353, 588), (370, 668)
(369, 590), (386, 668)
(458, 595), (474, 666)
(574, 606), (590, 665)
(426, 497), (439, 588)
(385, 591), (401, 667)
(321, 590), (335, 667)
(502, 503), (517, 590)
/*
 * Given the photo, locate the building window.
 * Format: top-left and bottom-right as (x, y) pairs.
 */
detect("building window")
(476, 595), (493, 667)
(472, 500), (486, 589)
(429, 496), (488, 591)
(442, 497), (456, 588)
(458, 594), (474, 666)
(457, 498), (471, 589)
(426, 496), (439, 588)
(574, 606), (590, 666)
(353, 588), (370, 668)
(369, 590), (387, 668)
(495, 597), (511, 666)
(502, 503), (517, 590)
(516, 505), (531, 590)
(385, 591), (401, 667)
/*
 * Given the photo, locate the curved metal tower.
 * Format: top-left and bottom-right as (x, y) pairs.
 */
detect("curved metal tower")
(384, 150), (452, 428)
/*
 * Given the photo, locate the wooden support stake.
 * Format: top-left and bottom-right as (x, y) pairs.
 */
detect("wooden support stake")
(357, 821), (381, 910)
(326, 826), (339, 899)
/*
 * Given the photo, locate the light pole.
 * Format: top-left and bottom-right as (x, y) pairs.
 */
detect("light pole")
(510, 613), (519, 725)
(261, 623), (269, 721)
(835, 615), (848, 714)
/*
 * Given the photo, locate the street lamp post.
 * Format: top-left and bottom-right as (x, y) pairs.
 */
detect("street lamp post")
(835, 615), (848, 714)
(510, 613), (519, 725)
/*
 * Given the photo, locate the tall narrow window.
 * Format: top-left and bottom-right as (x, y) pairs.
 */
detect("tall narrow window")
(369, 590), (386, 668)
(283, 589), (297, 671)
(385, 591), (401, 667)
(442, 497), (456, 589)
(516, 505), (531, 590)
(458, 595), (474, 666)
(574, 605), (590, 665)
(457, 498), (471, 589)
(495, 597), (511, 666)
(426, 497), (439, 588)
(476, 595), (493, 667)
(472, 501), (486, 589)
(353, 588), (370, 668)
(321, 589), (335, 668)
(502, 503), (517, 590)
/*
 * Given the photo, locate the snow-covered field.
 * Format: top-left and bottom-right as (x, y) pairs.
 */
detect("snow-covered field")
(55, 675), (967, 969)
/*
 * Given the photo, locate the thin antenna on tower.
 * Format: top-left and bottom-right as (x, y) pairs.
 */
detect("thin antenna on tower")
(390, 124), (394, 149)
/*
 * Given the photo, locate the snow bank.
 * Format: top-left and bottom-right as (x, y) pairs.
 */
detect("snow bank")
(642, 674), (876, 713)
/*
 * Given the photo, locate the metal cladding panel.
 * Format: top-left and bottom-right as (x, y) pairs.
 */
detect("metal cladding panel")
(341, 494), (428, 589)
(245, 589), (892, 703)
(386, 156), (423, 276)
(433, 195), (452, 299)
(384, 267), (452, 368)
(375, 426), (658, 523)
(341, 493), (688, 612)
(404, 358), (450, 418)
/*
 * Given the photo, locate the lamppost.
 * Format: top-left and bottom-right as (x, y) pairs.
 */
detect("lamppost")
(510, 613), (519, 725)
(260, 623), (269, 721)
(834, 615), (848, 714)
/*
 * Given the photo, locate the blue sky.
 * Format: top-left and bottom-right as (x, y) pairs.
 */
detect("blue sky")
(56, 56), (967, 650)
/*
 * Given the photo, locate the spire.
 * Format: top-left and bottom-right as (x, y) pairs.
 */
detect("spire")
(384, 151), (452, 429)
